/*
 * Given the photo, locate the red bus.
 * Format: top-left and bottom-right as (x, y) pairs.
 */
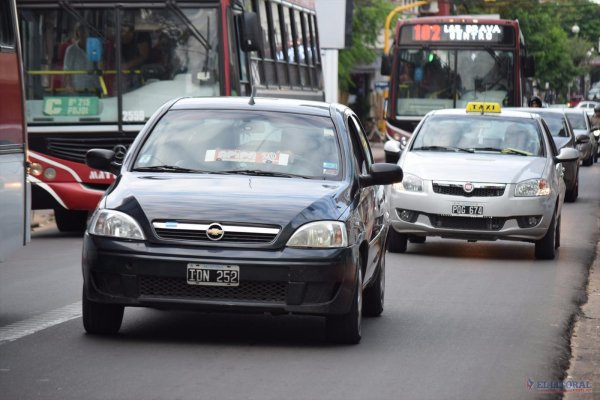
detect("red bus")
(382, 16), (535, 141)
(17, 0), (323, 232)
(0, 0), (30, 261)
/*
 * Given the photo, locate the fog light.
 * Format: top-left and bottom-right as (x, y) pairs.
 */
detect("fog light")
(397, 209), (418, 222)
(517, 216), (542, 228)
(43, 167), (57, 180)
(30, 163), (43, 176)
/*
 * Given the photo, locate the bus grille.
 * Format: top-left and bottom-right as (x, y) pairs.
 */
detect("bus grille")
(46, 136), (135, 164)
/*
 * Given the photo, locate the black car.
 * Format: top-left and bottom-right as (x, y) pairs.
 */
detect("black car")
(82, 97), (403, 344)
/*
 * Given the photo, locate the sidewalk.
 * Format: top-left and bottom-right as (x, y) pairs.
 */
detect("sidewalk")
(564, 241), (600, 400)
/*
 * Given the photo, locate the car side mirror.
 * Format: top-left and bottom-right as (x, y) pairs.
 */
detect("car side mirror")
(555, 147), (580, 163)
(384, 139), (402, 164)
(576, 133), (590, 144)
(359, 163), (403, 187)
(86, 148), (121, 175)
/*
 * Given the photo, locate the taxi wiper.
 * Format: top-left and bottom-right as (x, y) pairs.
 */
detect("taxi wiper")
(133, 165), (212, 173)
(414, 146), (474, 153)
(501, 148), (531, 156)
(227, 169), (310, 179)
(472, 147), (503, 153)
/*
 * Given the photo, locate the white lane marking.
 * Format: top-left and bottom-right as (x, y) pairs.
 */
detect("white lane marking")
(0, 302), (81, 345)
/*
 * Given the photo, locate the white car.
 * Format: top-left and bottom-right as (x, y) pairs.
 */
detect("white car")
(384, 102), (580, 259)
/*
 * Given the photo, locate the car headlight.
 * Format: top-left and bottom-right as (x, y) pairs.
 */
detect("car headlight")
(515, 179), (551, 197)
(89, 209), (145, 240)
(286, 221), (348, 248)
(392, 173), (423, 192)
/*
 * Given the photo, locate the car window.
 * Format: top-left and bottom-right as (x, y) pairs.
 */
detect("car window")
(565, 113), (587, 130)
(535, 113), (569, 137)
(412, 115), (543, 156)
(347, 114), (373, 175)
(133, 110), (342, 180)
(540, 119), (559, 156)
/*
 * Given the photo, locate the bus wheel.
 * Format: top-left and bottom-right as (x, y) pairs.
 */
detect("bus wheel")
(54, 208), (88, 233)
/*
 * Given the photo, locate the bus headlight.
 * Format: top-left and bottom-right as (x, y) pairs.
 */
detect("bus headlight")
(89, 209), (145, 240)
(30, 163), (43, 177)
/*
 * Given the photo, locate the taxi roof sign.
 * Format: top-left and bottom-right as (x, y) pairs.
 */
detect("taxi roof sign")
(466, 102), (501, 113)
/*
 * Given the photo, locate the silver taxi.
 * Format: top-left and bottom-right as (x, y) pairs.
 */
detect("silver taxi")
(384, 102), (580, 260)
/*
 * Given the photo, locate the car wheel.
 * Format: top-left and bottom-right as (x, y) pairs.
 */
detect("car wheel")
(363, 253), (385, 317)
(535, 211), (557, 260)
(409, 235), (426, 244)
(387, 229), (408, 253)
(555, 215), (561, 249)
(82, 286), (124, 334)
(54, 207), (88, 233)
(326, 268), (362, 344)
(565, 172), (579, 203)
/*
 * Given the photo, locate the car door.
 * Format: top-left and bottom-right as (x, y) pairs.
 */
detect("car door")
(541, 119), (566, 207)
(346, 112), (383, 284)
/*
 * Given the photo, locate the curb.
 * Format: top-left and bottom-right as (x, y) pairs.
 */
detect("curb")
(564, 241), (600, 400)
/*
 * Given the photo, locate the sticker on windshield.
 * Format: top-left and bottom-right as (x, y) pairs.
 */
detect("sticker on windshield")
(323, 161), (338, 175)
(205, 149), (289, 166)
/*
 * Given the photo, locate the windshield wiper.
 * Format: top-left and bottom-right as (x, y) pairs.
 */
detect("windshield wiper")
(133, 165), (211, 173)
(471, 147), (503, 153)
(501, 148), (531, 156)
(226, 169), (311, 179)
(413, 146), (474, 153)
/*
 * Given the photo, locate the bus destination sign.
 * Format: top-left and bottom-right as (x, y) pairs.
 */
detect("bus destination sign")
(401, 24), (513, 45)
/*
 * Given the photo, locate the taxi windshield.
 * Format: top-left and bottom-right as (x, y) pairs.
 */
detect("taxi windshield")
(133, 110), (342, 180)
(412, 115), (544, 156)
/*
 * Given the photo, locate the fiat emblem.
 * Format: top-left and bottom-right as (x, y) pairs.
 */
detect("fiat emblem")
(206, 223), (225, 241)
(463, 182), (474, 193)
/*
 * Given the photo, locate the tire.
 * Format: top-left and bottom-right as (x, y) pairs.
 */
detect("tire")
(363, 253), (385, 317)
(565, 171), (579, 203)
(535, 211), (557, 260)
(409, 235), (426, 244)
(555, 215), (561, 249)
(387, 228), (408, 253)
(55, 207), (88, 233)
(326, 268), (362, 344)
(82, 287), (124, 334)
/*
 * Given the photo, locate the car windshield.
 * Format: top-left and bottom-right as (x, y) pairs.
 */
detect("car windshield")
(565, 113), (587, 130)
(133, 110), (342, 180)
(412, 115), (544, 156)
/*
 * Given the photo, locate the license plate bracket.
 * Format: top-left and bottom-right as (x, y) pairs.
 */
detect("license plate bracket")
(186, 263), (240, 286)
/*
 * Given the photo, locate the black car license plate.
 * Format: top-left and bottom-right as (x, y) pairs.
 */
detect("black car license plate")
(186, 264), (240, 286)
(451, 204), (484, 216)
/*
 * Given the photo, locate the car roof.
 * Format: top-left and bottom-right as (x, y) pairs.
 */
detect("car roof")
(427, 108), (538, 119)
(169, 97), (335, 117)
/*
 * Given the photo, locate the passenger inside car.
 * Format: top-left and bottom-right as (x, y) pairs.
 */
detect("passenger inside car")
(503, 123), (540, 155)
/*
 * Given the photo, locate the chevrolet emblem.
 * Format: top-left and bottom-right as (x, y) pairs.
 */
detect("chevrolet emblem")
(206, 223), (225, 240)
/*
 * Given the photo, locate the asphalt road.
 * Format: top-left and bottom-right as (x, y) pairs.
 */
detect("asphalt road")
(0, 164), (598, 400)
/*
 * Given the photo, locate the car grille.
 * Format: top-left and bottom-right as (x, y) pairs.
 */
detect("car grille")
(139, 276), (287, 302)
(153, 221), (280, 244)
(46, 136), (135, 164)
(432, 182), (505, 197)
(429, 215), (506, 231)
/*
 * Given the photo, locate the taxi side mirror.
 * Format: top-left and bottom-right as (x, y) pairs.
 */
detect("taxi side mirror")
(555, 147), (580, 163)
(384, 140), (402, 164)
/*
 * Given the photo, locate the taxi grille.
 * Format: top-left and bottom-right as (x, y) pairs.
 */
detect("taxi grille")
(139, 276), (287, 302)
(432, 183), (505, 197)
(429, 215), (506, 231)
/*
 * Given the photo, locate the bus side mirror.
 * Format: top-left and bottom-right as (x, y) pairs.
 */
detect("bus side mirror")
(237, 12), (263, 53)
(86, 37), (103, 63)
(381, 54), (392, 76)
(523, 55), (535, 78)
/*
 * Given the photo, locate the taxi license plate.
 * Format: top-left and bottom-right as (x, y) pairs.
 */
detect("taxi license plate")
(186, 264), (240, 286)
(451, 204), (484, 216)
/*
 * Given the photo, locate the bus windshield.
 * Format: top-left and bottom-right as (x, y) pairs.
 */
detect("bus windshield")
(394, 48), (514, 117)
(19, 4), (219, 125)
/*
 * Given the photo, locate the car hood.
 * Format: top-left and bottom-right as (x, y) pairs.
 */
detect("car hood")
(104, 174), (349, 226)
(401, 152), (547, 183)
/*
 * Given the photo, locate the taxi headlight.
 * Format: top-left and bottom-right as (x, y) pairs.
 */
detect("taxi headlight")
(393, 173), (423, 192)
(89, 209), (145, 240)
(515, 179), (551, 197)
(287, 221), (348, 248)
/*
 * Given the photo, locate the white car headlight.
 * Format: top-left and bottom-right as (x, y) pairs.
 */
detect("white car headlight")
(515, 179), (551, 197)
(89, 209), (145, 240)
(392, 173), (423, 192)
(287, 221), (348, 248)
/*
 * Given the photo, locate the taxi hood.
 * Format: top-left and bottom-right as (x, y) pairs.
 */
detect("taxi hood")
(104, 174), (349, 226)
(401, 152), (547, 183)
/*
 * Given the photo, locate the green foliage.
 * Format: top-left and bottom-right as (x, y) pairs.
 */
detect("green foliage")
(338, 0), (394, 91)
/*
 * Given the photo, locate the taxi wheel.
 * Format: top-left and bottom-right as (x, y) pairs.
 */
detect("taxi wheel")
(363, 254), (385, 317)
(534, 212), (557, 260)
(326, 268), (362, 344)
(82, 287), (124, 335)
(387, 229), (408, 253)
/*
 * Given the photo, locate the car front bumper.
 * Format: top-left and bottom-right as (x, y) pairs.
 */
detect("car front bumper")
(388, 184), (556, 241)
(82, 234), (359, 316)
